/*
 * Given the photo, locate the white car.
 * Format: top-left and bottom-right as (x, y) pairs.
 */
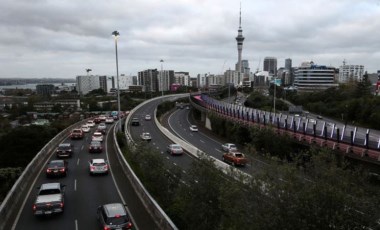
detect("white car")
(309, 119), (316, 124)
(81, 125), (90, 133)
(221, 143), (237, 152)
(87, 120), (95, 127)
(145, 114), (152, 121)
(167, 144), (184, 155)
(189, 125), (198, 132)
(92, 132), (104, 142)
(89, 158), (108, 175)
(140, 132), (152, 141)
(105, 117), (114, 124)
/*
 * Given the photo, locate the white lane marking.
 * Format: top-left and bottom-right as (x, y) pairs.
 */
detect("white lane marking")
(173, 163), (177, 166)
(182, 170), (187, 174)
(200, 140), (205, 144)
(77, 158), (80, 165)
(215, 149), (222, 153)
(166, 156), (170, 160)
(81, 145), (84, 151)
(75, 219), (78, 230)
(74, 179), (77, 191)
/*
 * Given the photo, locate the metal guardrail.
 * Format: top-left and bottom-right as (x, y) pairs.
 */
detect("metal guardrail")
(0, 119), (89, 230)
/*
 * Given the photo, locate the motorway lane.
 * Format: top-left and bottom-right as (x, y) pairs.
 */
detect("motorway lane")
(14, 123), (133, 230)
(128, 99), (195, 174)
(166, 108), (267, 175)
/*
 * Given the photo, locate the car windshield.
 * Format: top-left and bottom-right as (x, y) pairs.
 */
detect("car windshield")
(230, 144), (236, 148)
(93, 162), (106, 166)
(58, 145), (71, 150)
(235, 153), (244, 157)
(48, 161), (64, 167)
(39, 189), (61, 195)
(73, 130), (81, 133)
(172, 145), (181, 150)
(91, 141), (101, 146)
(106, 215), (128, 225)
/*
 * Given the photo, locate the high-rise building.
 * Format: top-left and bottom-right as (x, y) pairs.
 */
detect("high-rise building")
(158, 70), (174, 92)
(36, 84), (55, 96)
(263, 57), (277, 76)
(294, 61), (338, 92)
(76, 75), (101, 95)
(338, 61), (364, 83)
(138, 69), (158, 92)
(285, 58), (292, 70)
(235, 5), (245, 73)
(174, 72), (191, 86)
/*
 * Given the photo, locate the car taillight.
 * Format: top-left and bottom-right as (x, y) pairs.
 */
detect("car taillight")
(126, 222), (133, 229)
(60, 202), (64, 208)
(90, 166), (95, 171)
(60, 168), (65, 172)
(46, 169), (51, 173)
(104, 165), (108, 170)
(103, 226), (110, 230)
(32, 204), (36, 211)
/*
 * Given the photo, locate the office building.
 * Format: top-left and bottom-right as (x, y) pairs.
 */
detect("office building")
(263, 57), (277, 76)
(338, 62), (364, 83)
(138, 69), (158, 92)
(294, 61), (338, 92)
(76, 75), (101, 95)
(36, 84), (55, 96)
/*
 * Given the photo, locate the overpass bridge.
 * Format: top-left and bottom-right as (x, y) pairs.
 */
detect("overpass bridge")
(189, 93), (380, 165)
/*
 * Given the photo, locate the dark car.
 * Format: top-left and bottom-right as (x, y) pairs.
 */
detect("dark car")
(88, 141), (103, 153)
(131, 118), (140, 126)
(97, 203), (133, 229)
(46, 160), (68, 178)
(56, 143), (73, 158)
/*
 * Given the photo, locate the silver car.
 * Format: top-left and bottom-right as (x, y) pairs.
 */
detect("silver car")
(89, 159), (108, 175)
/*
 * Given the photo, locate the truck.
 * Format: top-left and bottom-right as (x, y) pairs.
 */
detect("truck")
(222, 151), (248, 166)
(32, 182), (65, 216)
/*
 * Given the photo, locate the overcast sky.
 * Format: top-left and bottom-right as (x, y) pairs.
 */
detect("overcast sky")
(1, 0), (379, 79)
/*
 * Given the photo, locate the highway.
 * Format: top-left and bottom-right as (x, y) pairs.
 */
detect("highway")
(165, 107), (270, 175)
(12, 120), (158, 230)
(128, 98), (195, 175)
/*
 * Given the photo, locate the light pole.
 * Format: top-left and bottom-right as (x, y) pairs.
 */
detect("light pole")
(112, 30), (121, 131)
(160, 59), (164, 97)
(273, 76), (276, 114)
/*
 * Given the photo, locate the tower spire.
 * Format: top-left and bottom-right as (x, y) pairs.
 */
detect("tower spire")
(235, 2), (245, 73)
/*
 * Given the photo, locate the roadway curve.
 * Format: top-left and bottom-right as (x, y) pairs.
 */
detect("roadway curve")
(13, 121), (158, 230)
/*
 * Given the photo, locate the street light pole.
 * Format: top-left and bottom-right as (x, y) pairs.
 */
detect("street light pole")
(112, 30), (121, 131)
(273, 76), (276, 114)
(160, 59), (164, 97)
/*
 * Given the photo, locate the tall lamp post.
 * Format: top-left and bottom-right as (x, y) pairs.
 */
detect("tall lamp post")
(160, 59), (164, 97)
(273, 76), (276, 114)
(112, 30), (121, 131)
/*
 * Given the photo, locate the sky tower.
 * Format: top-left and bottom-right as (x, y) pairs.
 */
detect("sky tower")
(235, 4), (245, 73)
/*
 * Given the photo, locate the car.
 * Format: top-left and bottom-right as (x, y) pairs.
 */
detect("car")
(131, 118), (140, 126)
(56, 143), (73, 158)
(92, 132), (104, 142)
(317, 115), (323, 119)
(186, 106), (190, 110)
(88, 141), (103, 153)
(87, 120), (95, 127)
(140, 132), (152, 141)
(221, 143), (237, 152)
(97, 203), (133, 229)
(96, 122), (107, 133)
(167, 144), (184, 155)
(94, 117), (101, 124)
(105, 117), (114, 124)
(81, 124), (90, 133)
(98, 115), (107, 122)
(70, 128), (84, 140)
(145, 114), (151, 121)
(189, 125), (198, 132)
(309, 118), (316, 124)
(46, 160), (68, 178)
(33, 182), (65, 216)
(222, 151), (248, 166)
(89, 158), (108, 175)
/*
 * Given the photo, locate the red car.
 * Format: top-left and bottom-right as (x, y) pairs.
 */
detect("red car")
(222, 151), (248, 166)
(70, 128), (84, 140)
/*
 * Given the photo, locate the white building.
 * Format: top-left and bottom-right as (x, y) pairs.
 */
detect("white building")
(76, 75), (101, 95)
(338, 64), (364, 83)
(294, 61), (338, 92)
(197, 74), (208, 88)
(174, 72), (191, 86)
(224, 69), (241, 87)
(119, 74), (134, 90)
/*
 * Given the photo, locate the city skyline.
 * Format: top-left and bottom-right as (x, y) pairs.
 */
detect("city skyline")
(0, 0), (379, 79)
